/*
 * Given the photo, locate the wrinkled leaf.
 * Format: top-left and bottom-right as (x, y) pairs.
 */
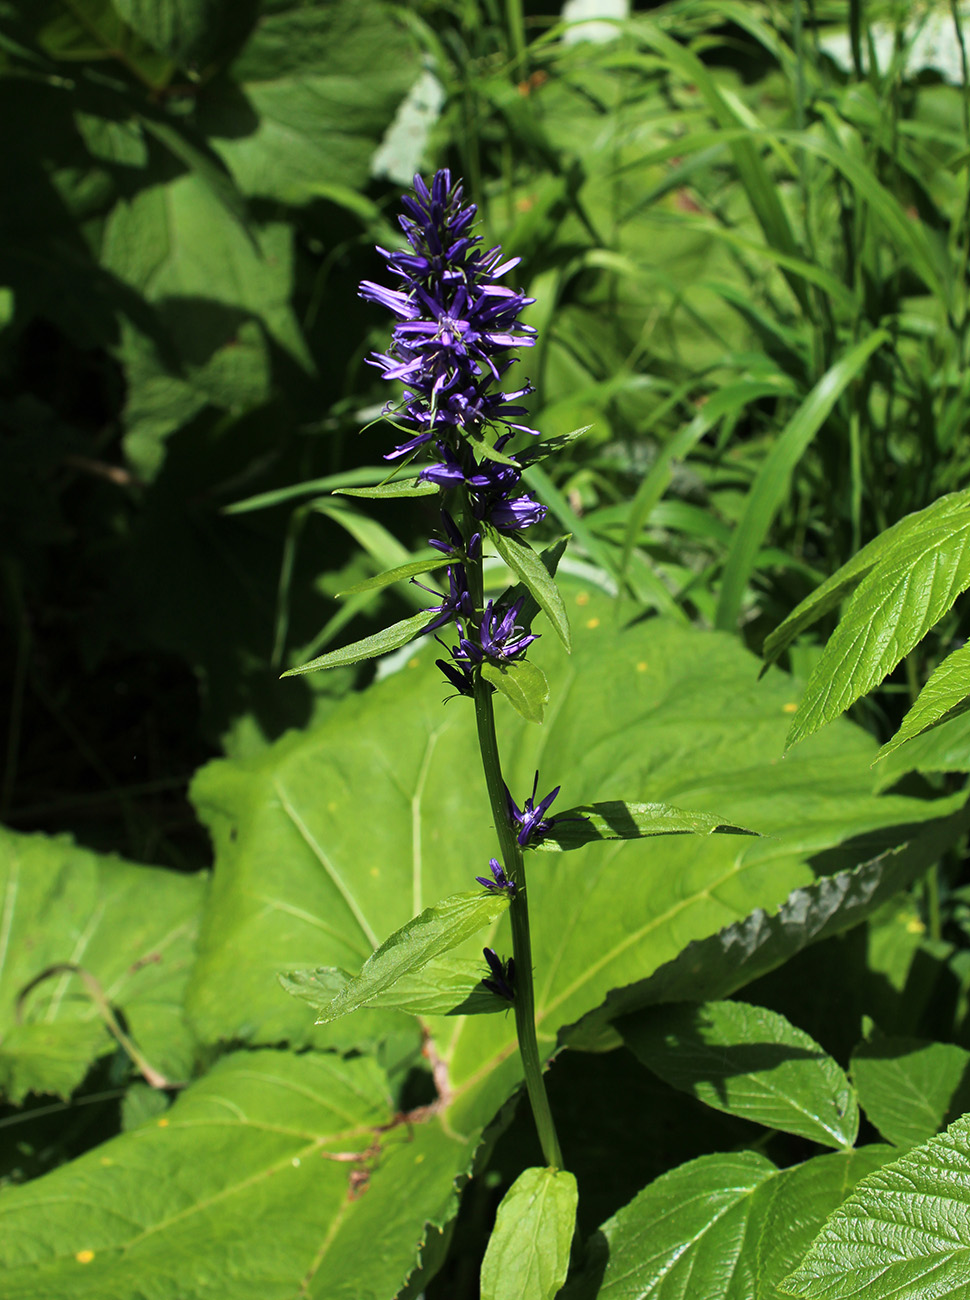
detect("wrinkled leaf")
(482, 658), (550, 724)
(851, 1035), (970, 1148)
(280, 960), (507, 1018)
(535, 799), (740, 851)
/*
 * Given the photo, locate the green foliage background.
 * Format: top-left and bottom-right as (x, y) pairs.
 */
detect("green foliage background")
(3, 0), (970, 1297)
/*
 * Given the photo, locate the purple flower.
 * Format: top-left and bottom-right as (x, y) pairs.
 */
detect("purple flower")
(435, 633), (482, 699)
(505, 772), (562, 847)
(428, 510), (481, 562)
(487, 493), (548, 532)
(482, 947), (515, 1001)
(414, 565), (473, 633)
(479, 598), (538, 662)
(475, 858), (517, 897)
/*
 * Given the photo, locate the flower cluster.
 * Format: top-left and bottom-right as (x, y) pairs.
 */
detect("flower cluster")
(360, 170), (549, 698)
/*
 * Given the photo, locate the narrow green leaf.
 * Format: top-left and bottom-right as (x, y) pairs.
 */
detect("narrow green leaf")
(313, 890), (511, 1023)
(533, 800), (746, 852)
(515, 424), (593, 468)
(783, 1114), (970, 1298)
(622, 1000), (858, 1149)
(482, 660), (550, 724)
(490, 529), (571, 652)
(763, 490), (970, 669)
(851, 1036), (970, 1148)
(480, 1166), (577, 1300)
(717, 331), (889, 631)
(280, 959), (507, 1018)
(876, 644), (970, 761)
(464, 424), (521, 466)
(337, 554), (446, 597)
(222, 468), (391, 514)
(335, 477), (438, 499)
(788, 509), (970, 748)
(503, 536), (570, 630)
(281, 610), (432, 676)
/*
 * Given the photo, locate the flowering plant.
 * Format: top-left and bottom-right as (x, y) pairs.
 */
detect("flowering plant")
(282, 169), (746, 1274)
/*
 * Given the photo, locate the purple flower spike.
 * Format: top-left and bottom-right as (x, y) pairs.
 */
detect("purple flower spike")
(479, 598), (538, 662)
(482, 948), (515, 1001)
(475, 857), (517, 897)
(505, 772), (562, 847)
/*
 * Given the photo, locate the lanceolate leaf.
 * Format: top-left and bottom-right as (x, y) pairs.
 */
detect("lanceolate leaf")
(621, 1000), (859, 1149)
(534, 800), (740, 851)
(876, 643), (970, 761)
(337, 554), (446, 597)
(490, 529), (571, 651)
(482, 659), (550, 724)
(762, 490), (970, 669)
(515, 424), (593, 468)
(788, 506), (970, 748)
(335, 477), (439, 500)
(783, 1114), (970, 1298)
(312, 891), (512, 1023)
(280, 960), (507, 1019)
(480, 1167), (578, 1300)
(281, 609), (432, 675)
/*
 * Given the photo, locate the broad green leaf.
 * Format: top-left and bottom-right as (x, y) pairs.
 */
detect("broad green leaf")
(490, 529), (571, 651)
(577, 1148), (893, 1300)
(851, 1036), (970, 1148)
(281, 610), (432, 675)
(788, 505), (970, 748)
(762, 491), (970, 669)
(783, 1114), (970, 1298)
(309, 890), (512, 1023)
(621, 1000), (859, 1149)
(516, 424), (593, 468)
(568, 804), (970, 1047)
(0, 1049), (470, 1300)
(337, 554), (446, 597)
(534, 799), (738, 851)
(0, 827), (205, 1102)
(876, 644), (970, 760)
(280, 960), (507, 1019)
(578, 1151), (778, 1298)
(198, 1), (417, 205)
(482, 659), (550, 724)
(716, 331), (890, 632)
(481, 1166), (577, 1300)
(112, 0), (248, 65)
(334, 478), (439, 500)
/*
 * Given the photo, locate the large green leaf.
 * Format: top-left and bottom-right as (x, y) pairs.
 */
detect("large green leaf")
(0, 1049), (468, 1300)
(0, 827), (205, 1102)
(784, 1114), (970, 1298)
(851, 1036), (970, 1149)
(621, 1000), (859, 1149)
(198, 0), (417, 205)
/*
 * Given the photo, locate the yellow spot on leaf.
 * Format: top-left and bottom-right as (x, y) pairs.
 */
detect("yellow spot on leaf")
(76, 1251), (95, 1264)
(907, 916), (926, 935)
(157, 1117), (169, 1128)
(586, 617), (600, 629)
(782, 703), (797, 714)
(636, 662), (648, 673)
(415, 1153), (425, 1164)
(575, 591), (590, 606)
(370, 867), (380, 878)
(100, 1157), (113, 1167)
(408, 657), (419, 669)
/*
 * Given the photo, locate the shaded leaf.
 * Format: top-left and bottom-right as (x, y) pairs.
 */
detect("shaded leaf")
(851, 1035), (970, 1148)
(876, 644), (970, 760)
(621, 1000), (859, 1149)
(535, 799), (741, 851)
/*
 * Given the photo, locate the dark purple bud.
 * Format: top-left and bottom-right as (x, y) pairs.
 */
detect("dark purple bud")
(482, 948), (515, 1001)
(475, 857), (517, 897)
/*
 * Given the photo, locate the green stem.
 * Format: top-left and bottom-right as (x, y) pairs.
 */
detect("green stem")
(462, 509), (563, 1169)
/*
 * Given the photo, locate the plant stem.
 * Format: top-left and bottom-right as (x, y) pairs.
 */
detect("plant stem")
(462, 512), (564, 1170)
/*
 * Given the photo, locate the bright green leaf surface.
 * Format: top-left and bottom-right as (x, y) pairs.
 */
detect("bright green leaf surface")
(337, 554), (446, 597)
(0, 827), (205, 1102)
(851, 1036), (970, 1148)
(877, 644), (970, 760)
(282, 610), (432, 675)
(481, 1166), (577, 1300)
(788, 507), (970, 748)
(335, 478), (439, 500)
(311, 890), (512, 1023)
(482, 659), (550, 724)
(490, 529), (571, 651)
(621, 1000), (859, 1148)
(783, 1114), (970, 1298)
(280, 959), (506, 1019)
(875, 710), (970, 789)
(0, 1049), (468, 1300)
(535, 800), (735, 851)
